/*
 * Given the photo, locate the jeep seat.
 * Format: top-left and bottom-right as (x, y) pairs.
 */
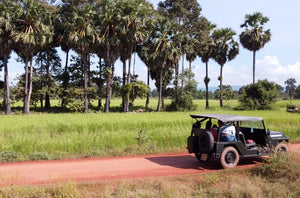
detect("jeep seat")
(239, 132), (257, 149)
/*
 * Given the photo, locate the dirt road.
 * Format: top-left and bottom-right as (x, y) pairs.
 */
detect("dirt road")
(0, 144), (299, 187)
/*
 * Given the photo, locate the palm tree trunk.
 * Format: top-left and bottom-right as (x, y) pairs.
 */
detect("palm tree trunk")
(45, 51), (51, 109)
(174, 61), (179, 102)
(219, 64), (223, 107)
(205, 61), (209, 109)
(145, 67), (150, 109)
(98, 57), (102, 108)
(131, 52), (136, 107)
(83, 54), (88, 113)
(4, 57), (11, 114)
(156, 69), (163, 112)
(181, 55), (184, 96)
(23, 57), (29, 114)
(127, 56), (132, 84)
(122, 59), (128, 112)
(105, 66), (112, 113)
(253, 50), (256, 84)
(188, 60), (192, 87)
(24, 57), (33, 114)
(61, 50), (69, 108)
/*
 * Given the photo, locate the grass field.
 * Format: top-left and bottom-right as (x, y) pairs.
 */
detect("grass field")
(0, 98), (300, 162)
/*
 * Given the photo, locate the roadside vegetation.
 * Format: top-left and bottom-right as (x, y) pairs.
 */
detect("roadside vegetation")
(1, 152), (299, 198)
(0, 99), (299, 163)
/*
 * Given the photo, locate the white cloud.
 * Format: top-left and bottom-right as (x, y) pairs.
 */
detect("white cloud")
(256, 56), (300, 85)
(192, 56), (300, 89)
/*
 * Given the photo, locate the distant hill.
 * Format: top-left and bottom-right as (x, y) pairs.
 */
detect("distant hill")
(198, 86), (241, 92)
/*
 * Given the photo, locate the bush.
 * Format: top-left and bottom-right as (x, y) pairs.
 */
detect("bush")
(166, 94), (197, 111)
(238, 79), (278, 110)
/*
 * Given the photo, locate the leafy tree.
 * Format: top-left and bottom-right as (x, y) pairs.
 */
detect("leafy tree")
(239, 79), (278, 110)
(240, 12), (271, 84)
(34, 48), (62, 109)
(129, 80), (149, 107)
(295, 85), (300, 99)
(223, 85), (234, 100)
(167, 68), (197, 111)
(212, 28), (239, 107)
(284, 78), (297, 100)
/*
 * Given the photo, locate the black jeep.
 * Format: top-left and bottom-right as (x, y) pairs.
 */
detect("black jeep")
(187, 113), (289, 168)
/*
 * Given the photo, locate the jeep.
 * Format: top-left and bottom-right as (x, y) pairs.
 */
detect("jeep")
(187, 113), (289, 168)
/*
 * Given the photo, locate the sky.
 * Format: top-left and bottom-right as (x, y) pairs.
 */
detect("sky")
(3, 0), (300, 90)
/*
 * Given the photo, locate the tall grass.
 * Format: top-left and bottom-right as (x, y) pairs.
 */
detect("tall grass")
(0, 99), (300, 162)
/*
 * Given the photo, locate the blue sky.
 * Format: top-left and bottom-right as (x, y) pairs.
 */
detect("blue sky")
(3, 0), (300, 89)
(142, 0), (300, 88)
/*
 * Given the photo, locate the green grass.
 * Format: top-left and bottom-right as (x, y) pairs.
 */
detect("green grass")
(0, 98), (300, 162)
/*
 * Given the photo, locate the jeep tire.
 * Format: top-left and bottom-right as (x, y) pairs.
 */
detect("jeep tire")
(198, 130), (214, 154)
(220, 146), (239, 169)
(274, 142), (289, 153)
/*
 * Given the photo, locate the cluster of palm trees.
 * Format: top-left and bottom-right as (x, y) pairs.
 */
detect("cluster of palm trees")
(0, 0), (271, 115)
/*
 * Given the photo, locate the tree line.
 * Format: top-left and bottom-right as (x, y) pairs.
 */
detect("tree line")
(0, 0), (272, 114)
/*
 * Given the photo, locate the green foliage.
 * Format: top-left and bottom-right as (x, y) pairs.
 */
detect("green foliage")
(238, 79), (278, 110)
(0, 151), (22, 162)
(252, 153), (300, 183)
(30, 151), (51, 161)
(130, 80), (149, 105)
(285, 78), (297, 99)
(167, 94), (197, 111)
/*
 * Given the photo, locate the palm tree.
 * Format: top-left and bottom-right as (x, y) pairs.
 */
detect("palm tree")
(67, 4), (97, 113)
(240, 12), (271, 84)
(212, 28), (239, 107)
(118, 0), (153, 112)
(0, 1), (17, 114)
(144, 16), (181, 111)
(197, 20), (216, 109)
(13, 0), (54, 114)
(55, 3), (74, 108)
(95, 0), (121, 113)
(158, 0), (202, 99)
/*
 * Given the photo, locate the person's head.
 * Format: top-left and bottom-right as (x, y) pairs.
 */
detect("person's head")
(206, 120), (212, 129)
(218, 120), (224, 127)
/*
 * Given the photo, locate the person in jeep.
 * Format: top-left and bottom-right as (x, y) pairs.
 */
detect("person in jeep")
(218, 120), (237, 142)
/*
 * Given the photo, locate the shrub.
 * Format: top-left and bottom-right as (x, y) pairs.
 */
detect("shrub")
(30, 152), (51, 161)
(0, 151), (22, 162)
(166, 94), (197, 111)
(238, 79), (278, 110)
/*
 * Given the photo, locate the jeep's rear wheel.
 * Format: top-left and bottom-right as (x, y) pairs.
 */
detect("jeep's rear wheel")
(274, 142), (289, 153)
(220, 146), (239, 169)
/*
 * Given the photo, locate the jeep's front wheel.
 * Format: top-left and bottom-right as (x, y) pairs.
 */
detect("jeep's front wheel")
(274, 142), (289, 153)
(220, 146), (239, 169)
